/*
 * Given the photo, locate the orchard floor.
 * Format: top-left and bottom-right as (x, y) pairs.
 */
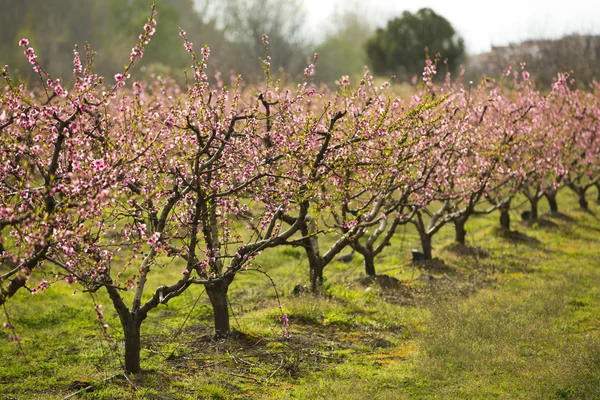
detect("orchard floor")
(2, 189), (600, 399)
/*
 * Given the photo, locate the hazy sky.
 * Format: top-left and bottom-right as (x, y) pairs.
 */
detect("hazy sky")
(302, 0), (600, 54)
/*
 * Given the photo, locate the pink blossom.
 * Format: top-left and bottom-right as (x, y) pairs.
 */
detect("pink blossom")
(144, 23), (156, 36)
(201, 47), (210, 60)
(146, 232), (160, 245)
(73, 48), (82, 74)
(337, 75), (350, 86)
(31, 279), (49, 294)
(18, 38), (29, 47)
(304, 64), (315, 77)
(24, 47), (37, 65)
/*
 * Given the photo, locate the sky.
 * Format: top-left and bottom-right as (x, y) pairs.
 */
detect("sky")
(301, 0), (600, 54)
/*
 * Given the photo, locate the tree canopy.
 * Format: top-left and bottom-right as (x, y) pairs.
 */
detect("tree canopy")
(365, 8), (465, 80)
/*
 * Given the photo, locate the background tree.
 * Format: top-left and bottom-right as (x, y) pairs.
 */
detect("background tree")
(215, 0), (311, 81)
(314, 9), (373, 86)
(465, 34), (600, 90)
(365, 8), (465, 81)
(0, 0), (230, 83)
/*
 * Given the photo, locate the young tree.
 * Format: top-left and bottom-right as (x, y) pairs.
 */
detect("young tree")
(559, 77), (600, 210)
(0, 37), (125, 306)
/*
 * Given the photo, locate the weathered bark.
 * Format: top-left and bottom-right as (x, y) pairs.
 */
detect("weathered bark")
(454, 218), (467, 245)
(206, 279), (232, 338)
(545, 191), (558, 213)
(499, 203), (511, 230)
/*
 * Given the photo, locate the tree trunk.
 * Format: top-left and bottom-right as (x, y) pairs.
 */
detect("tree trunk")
(529, 196), (539, 220)
(577, 189), (588, 210)
(309, 258), (324, 293)
(499, 203), (511, 230)
(206, 279), (232, 338)
(106, 285), (145, 374)
(363, 252), (376, 277)
(546, 191), (558, 213)
(420, 233), (433, 260)
(302, 217), (324, 293)
(595, 183), (600, 203)
(569, 184), (590, 210)
(123, 316), (143, 374)
(579, 190), (589, 210)
(454, 218), (467, 245)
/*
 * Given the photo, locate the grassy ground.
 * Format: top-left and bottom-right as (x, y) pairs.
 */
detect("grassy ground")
(2, 189), (600, 399)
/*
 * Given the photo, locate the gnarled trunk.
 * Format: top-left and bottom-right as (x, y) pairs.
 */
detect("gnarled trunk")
(206, 279), (232, 338)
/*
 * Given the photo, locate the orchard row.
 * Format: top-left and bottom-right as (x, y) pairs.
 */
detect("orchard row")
(1, 6), (599, 373)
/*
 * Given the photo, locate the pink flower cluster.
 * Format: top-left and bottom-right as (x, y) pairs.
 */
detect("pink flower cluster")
(31, 279), (49, 294)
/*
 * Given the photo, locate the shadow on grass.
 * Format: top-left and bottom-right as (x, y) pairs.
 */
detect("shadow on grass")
(545, 211), (576, 223)
(520, 218), (559, 230)
(493, 227), (542, 246)
(444, 243), (490, 259)
(358, 274), (415, 306)
(415, 258), (456, 274)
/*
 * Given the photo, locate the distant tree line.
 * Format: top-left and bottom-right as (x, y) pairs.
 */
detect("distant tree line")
(1, 1), (597, 88)
(0, 0), (314, 84)
(466, 34), (600, 89)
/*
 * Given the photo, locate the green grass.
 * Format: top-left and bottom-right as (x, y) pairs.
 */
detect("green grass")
(2, 188), (600, 399)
